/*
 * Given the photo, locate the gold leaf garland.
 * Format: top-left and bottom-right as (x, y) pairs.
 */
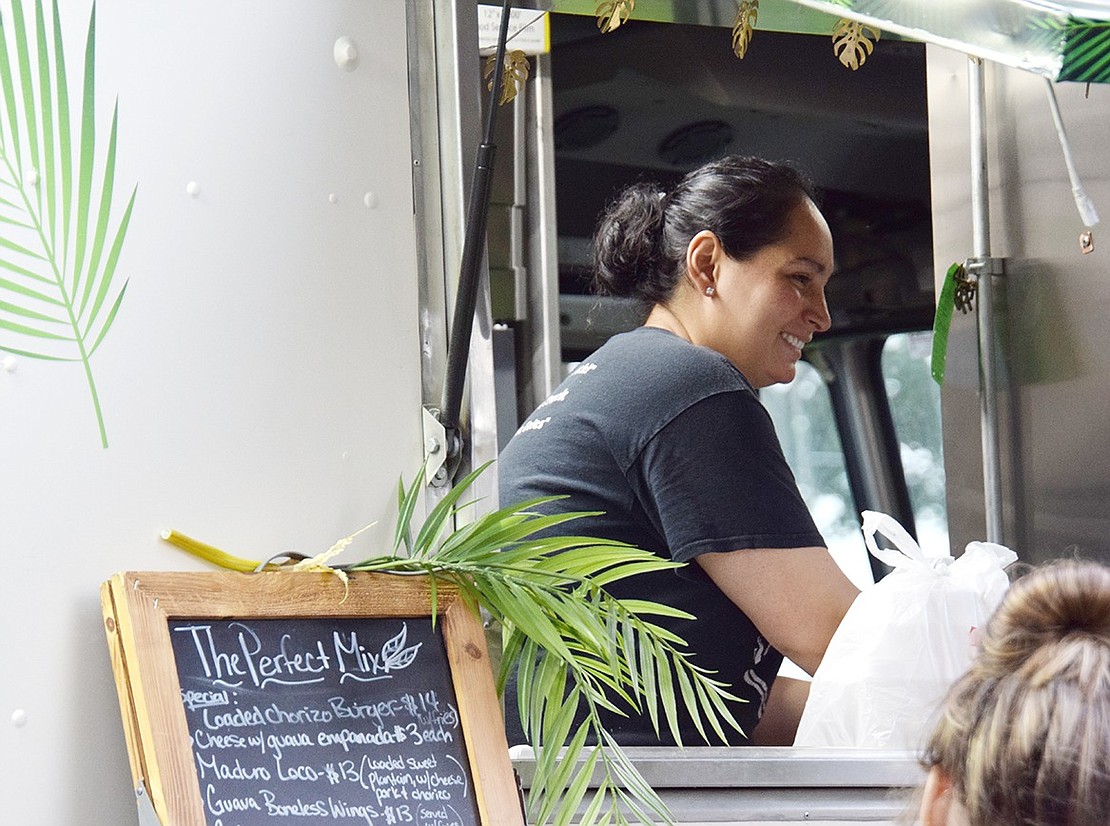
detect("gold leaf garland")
(483, 49), (531, 105)
(589, 0), (884, 72)
(732, 0), (759, 59)
(833, 18), (881, 70)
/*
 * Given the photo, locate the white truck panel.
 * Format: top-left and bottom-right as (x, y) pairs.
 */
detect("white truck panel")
(0, 2), (424, 822)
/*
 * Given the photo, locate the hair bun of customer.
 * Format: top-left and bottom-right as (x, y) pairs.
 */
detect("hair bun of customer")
(978, 559), (1110, 687)
(924, 558), (1110, 826)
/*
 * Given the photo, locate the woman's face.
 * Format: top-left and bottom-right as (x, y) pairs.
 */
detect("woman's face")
(702, 198), (834, 388)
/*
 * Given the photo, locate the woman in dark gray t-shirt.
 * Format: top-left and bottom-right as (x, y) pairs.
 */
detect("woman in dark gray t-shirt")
(498, 155), (859, 746)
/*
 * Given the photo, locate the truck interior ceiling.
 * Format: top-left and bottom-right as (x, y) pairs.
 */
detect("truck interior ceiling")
(490, 10), (947, 582)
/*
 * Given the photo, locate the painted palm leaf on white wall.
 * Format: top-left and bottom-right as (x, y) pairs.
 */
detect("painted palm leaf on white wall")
(0, 0), (136, 447)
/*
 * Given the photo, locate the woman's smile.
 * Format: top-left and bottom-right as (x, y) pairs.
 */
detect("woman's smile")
(781, 331), (807, 354)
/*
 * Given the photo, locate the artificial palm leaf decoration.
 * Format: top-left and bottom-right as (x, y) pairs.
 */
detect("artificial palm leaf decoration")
(596, 0), (636, 34)
(484, 48), (531, 105)
(732, 0), (759, 59)
(1032, 16), (1110, 84)
(832, 17), (881, 70)
(0, 0), (136, 447)
(165, 462), (745, 826)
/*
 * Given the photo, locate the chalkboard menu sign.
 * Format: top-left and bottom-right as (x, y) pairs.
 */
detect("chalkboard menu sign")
(169, 616), (479, 826)
(101, 571), (521, 826)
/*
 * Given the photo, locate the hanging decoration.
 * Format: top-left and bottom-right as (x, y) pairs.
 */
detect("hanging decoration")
(787, 0), (1110, 84)
(832, 17), (881, 70)
(732, 0), (759, 59)
(595, 0), (636, 34)
(484, 48), (531, 105)
(930, 262), (977, 387)
(596, 0), (883, 70)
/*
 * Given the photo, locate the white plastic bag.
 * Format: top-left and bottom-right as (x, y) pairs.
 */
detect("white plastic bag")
(793, 511), (1017, 750)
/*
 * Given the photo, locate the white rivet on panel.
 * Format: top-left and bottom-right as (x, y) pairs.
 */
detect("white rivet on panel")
(363, 192), (378, 209)
(185, 180), (201, 198)
(11, 709), (27, 727)
(2, 355), (16, 373)
(334, 36), (358, 71)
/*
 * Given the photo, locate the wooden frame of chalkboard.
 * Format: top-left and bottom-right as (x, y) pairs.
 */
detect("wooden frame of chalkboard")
(101, 570), (523, 826)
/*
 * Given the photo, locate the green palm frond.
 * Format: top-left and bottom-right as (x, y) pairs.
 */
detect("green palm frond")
(346, 463), (745, 826)
(169, 462), (747, 824)
(0, 0), (137, 447)
(1035, 17), (1110, 84)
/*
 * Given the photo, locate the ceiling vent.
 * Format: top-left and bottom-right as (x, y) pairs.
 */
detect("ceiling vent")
(657, 120), (734, 166)
(554, 105), (620, 151)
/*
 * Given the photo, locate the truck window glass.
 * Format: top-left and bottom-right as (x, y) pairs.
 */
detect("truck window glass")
(882, 331), (950, 552)
(762, 362), (873, 589)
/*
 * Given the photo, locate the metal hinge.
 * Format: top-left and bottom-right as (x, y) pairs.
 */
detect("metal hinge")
(421, 406), (450, 487)
(135, 782), (163, 826)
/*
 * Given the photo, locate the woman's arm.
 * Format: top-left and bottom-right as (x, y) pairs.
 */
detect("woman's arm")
(696, 545), (858, 676)
(751, 675), (812, 745)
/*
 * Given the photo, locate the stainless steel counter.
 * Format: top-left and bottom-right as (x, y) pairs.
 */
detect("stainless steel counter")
(511, 746), (924, 823)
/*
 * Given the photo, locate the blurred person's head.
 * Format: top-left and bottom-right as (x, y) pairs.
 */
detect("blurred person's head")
(919, 559), (1110, 825)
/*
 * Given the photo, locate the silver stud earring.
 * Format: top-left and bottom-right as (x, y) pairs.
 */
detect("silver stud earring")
(705, 286), (715, 297)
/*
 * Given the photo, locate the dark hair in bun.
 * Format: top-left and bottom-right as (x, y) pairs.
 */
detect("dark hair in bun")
(591, 155), (818, 306)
